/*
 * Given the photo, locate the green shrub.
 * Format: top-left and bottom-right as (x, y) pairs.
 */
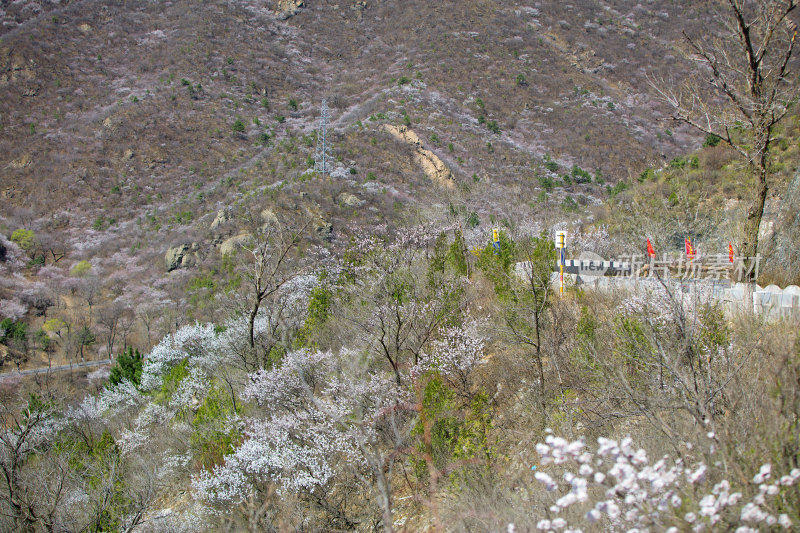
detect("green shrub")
(486, 120), (501, 134)
(232, 119), (246, 133)
(191, 386), (240, 469)
(703, 134), (722, 147)
(10, 229), (36, 253)
(669, 157), (686, 169)
(109, 347), (144, 387)
(171, 211), (194, 224)
(295, 278), (332, 348)
(70, 259), (92, 277)
(34, 328), (51, 351)
(1, 319), (27, 345)
(157, 359), (190, 405)
(538, 175), (554, 191)
(397, 76), (411, 86)
(561, 196), (579, 212)
(607, 181), (629, 198)
(571, 165), (592, 184)
(288, 98), (298, 111)
(594, 169), (605, 185)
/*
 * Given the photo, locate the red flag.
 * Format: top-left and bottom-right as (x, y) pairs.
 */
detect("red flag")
(685, 238), (695, 259)
(729, 242), (734, 263)
(646, 238), (655, 258)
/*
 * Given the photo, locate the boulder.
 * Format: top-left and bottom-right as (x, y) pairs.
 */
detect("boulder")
(274, 0), (304, 19)
(220, 234), (252, 257)
(315, 221), (334, 242)
(165, 243), (197, 272)
(210, 208), (231, 230)
(261, 208), (278, 225)
(338, 193), (364, 208)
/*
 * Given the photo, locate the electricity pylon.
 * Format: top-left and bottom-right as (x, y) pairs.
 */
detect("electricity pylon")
(314, 98), (332, 177)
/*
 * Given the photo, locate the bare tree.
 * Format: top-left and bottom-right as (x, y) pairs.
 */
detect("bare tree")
(97, 302), (125, 359)
(136, 304), (163, 350)
(238, 215), (311, 356)
(653, 0), (797, 274)
(118, 308), (136, 352)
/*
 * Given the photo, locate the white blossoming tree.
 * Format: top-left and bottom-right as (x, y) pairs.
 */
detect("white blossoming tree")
(523, 432), (799, 532)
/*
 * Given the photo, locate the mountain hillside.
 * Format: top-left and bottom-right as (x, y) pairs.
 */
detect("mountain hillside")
(1, 2), (800, 532)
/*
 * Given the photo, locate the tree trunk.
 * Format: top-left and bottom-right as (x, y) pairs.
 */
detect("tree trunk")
(740, 163), (769, 282)
(248, 301), (260, 350)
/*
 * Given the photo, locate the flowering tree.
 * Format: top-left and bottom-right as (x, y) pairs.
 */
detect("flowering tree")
(194, 348), (414, 531)
(235, 215), (312, 360)
(525, 432), (799, 531)
(190, 314), (489, 531)
(335, 224), (469, 385)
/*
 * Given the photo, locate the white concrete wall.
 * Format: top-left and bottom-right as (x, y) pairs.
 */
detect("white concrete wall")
(520, 263), (800, 321)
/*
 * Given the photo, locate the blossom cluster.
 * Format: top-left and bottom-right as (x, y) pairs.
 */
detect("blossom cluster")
(140, 322), (219, 391)
(412, 321), (486, 391)
(526, 433), (799, 532)
(195, 348), (410, 504)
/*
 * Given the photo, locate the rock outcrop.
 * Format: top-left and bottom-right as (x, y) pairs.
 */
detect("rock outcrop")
(210, 208), (231, 230)
(337, 193), (364, 208)
(165, 243), (199, 271)
(0, 47), (37, 88)
(274, 0), (305, 20)
(381, 125), (454, 189)
(220, 234), (252, 257)
(315, 220), (334, 241)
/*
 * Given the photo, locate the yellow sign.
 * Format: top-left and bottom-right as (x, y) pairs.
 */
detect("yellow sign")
(492, 228), (500, 243)
(555, 230), (567, 249)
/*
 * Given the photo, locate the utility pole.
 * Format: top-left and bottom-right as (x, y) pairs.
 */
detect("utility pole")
(314, 98), (332, 177)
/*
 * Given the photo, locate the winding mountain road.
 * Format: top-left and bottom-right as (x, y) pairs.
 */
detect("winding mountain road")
(0, 359), (112, 379)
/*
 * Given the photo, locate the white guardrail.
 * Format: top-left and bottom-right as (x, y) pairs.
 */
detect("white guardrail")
(515, 261), (800, 321)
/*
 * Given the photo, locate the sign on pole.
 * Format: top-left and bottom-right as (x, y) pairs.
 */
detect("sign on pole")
(555, 231), (566, 250)
(555, 231), (566, 295)
(492, 228), (500, 255)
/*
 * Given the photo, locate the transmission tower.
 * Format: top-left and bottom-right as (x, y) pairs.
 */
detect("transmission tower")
(314, 98), (332, 177)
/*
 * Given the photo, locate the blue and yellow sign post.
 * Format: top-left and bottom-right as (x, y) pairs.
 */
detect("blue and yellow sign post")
(555, 231), (567, 295)
(492, 228), (500, 255)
